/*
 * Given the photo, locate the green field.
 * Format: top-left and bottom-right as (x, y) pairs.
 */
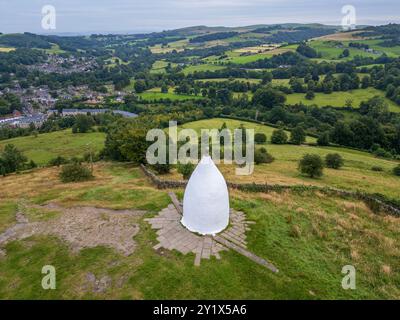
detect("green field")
(0, 129), (105, 165)
(180, 118), (315, 144)
(342, 39), (400, 57)
(308, 40), (381, 60)
(182, 63), (226, 75)
(44, 44), (66, 54)
(286, 88), (400, 112)
(150, 60), (177, 74)
(195, 78), (261, 84)
(179, 118), (400, 199)
(138, 87), (203, 101)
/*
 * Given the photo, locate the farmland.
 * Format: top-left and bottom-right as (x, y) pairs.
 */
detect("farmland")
(178, 118), (400, 199)
(286, 88), (400, 112)
(0, 129), (105, 166)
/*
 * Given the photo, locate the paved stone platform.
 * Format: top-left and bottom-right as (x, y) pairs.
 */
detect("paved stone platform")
(145, 204), (254, 266)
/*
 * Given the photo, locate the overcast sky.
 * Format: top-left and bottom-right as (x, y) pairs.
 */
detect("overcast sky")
(0, 0), (399, 34)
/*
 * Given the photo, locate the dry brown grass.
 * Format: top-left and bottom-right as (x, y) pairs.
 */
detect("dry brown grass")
(313, 31), (369, 41)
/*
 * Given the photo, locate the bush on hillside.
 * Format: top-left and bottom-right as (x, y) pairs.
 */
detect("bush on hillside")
(271, 129), (288, 144)
(48, 156), (69, 167)
(317, 132), (330, 146)
(371, 166), (383, 172)
(59, 163), (93, 183)
(393, 165), (400, 176)
(325, 153), (344, 169)
(298, 154), (324, 178)
(177, 162), (195, 180)
(151, 162), (171, 175)
(254, 147), (274, 165)
(290, 126), (306, 145)
(254, 133), (267, 145)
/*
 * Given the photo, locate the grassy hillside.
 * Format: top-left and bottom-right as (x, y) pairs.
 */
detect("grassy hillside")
(138, 87), (203, 101)
(286, 88), (400, 112)
(178, 118), (400, 199)
(182, 64), (226, 75)
(180, 118), (316, 143)
(0, 129), (105, 165)
(0, 163), (398, 299)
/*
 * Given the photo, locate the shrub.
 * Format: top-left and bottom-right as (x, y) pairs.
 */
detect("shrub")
(290, 126), (306, 145)
(305, 91), (315, 100)
(254, 147), (274, 165)
(373, 147), (392, 158)
(271, 129), (288, 144)
(0, 144), (27, 174)
(48, 156), (68, 167)
(317, 132), (330, 146)
(325, 153), (344, 169)
(26, 160), (37, 169)
(177, 162), (195, 180)
(298, 154), (324, 178)
(254, 133), (267, 145)
(59, 163), (93, 183)
(393, 165), (400, 176)
(371, 166), (383, 172)
(151, 162), (171, 175)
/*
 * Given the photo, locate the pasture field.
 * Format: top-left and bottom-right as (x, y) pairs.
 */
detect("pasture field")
(182, 63), (226, 75)
(0, 129), (105, 165)
(138, 87), (203, 101)
(308, 40), (379, 60)
(0, 162), (399, 299)
(286, 88), (400, 112)
(205, 46), (296, 65)
(180, 118), (315, 144)
(44, 44), (66, 54)
(342, 39), (400, 57)
(195, 78), (261, 84)
(150, 60), (177, 74)
(178, 118), (400, 199)
(150, 39), (188, 53)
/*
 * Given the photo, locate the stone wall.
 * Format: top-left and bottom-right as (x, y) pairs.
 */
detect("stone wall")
(140, 165), (400, 217)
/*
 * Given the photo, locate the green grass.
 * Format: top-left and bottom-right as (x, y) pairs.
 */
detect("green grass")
(180, 118), (315, 144)
(0, 201), (17, 233)
(150, 60), (177, 74)
(138, 87), (203, 101)
(0, 163), (399, 299)
(342, 39), (400, 57)
(44, 44), (66, 54)
(286, 88), (400, 112)
(195, 78), (261, 84)
(308, 40), (380, 60)
(0, 129), (105, 165)
(179, 118), (400, 199)
(182, 64), (226, 75)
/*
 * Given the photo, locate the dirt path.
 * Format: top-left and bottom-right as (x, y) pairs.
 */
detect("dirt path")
(0, 202), (146, 257)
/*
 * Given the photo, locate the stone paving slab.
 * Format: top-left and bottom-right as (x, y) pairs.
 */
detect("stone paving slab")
(146, 206), (252, 266)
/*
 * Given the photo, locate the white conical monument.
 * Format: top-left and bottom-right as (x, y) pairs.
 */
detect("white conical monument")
(181, 156), (230, 235)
